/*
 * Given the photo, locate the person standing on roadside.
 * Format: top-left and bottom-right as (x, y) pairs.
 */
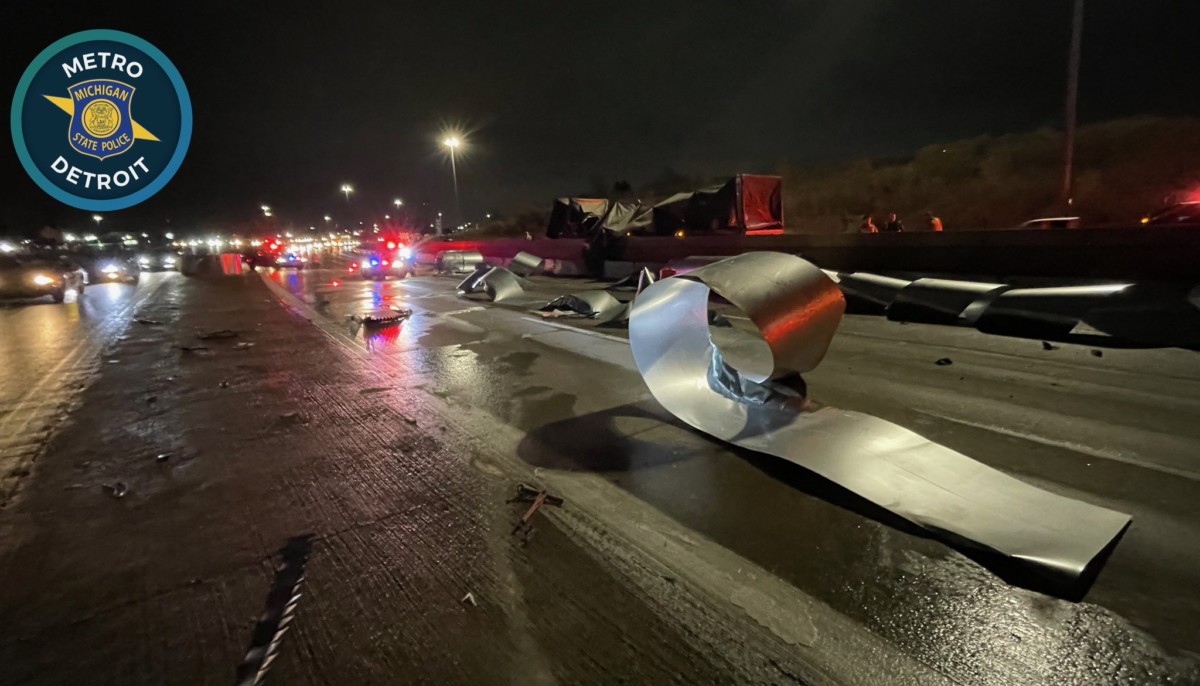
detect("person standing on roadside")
(926, 212), (943, 232)
(884, 213), (904, 232)
(859, 214), (879, 233)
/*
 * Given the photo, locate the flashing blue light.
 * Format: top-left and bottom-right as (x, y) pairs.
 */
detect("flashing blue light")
(369, 258), (380, 266)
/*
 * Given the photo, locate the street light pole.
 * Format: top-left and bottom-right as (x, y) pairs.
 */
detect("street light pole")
(1061, 0), (1084, 206)
(340, 184), (353, 204)
(442, 137), (461, 230)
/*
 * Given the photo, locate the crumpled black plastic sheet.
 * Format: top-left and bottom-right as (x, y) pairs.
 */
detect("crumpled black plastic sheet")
(629, 252), (1131, 583)
(539, 291), (628, 323)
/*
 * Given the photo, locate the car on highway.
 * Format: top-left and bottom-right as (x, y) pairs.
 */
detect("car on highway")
(0, 255), (86, 303)
(87, 252), (141, 284)
(136, 249), (180, 271)
(1141, 201), (1200, 225)
(274, 252), (309, 269)
(1020, 216), (1081, 230)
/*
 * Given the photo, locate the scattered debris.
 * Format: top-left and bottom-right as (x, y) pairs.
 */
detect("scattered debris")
(179, 345), (212, 355)
(1090, 349), (1104, 358)
(276, 411), (308, 427)
(359, 387), (391, 395)
(460, 591), (478, 607)
(134, 317), (162, 325)
(104, 482), (128, 499)
(235, 535), (312, 686)
(1041, 341), (1060, 351)
(508, 251), (546, 277)
(508, 483), (564, 536)
(708, 310), (733, 328)
(155, 453), (172, 463)
(196, 329), (239, 340)
(356, 308), (413, 327)
(935, 357), (954, 366)
(233, 342), (256, 350)
(146, 395), (157, 404)
(106, 359), (119, 364)
(219, 381), (230, 389)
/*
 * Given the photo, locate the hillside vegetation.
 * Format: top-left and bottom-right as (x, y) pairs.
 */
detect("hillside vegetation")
(781, 116), (1200, 232)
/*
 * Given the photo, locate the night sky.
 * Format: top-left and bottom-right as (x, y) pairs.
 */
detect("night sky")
(4, 0), (1200, 235)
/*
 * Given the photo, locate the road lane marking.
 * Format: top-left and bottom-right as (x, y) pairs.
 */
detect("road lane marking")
(917, 408), (1200, 483)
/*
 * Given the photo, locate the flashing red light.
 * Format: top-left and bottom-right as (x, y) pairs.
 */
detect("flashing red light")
(386, 241), (396, 250)
(381, 259), (390, 266)
(349, 261), (359, 271)
(331, 280), (341, 287)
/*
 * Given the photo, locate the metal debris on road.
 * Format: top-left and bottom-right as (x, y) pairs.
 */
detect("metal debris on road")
(133, 317), (162, 325)
(219, 381), (230, 389)
(458, 266), (530, 303)
(628, 251), (1131, 586)
(276, 411), (308, 427)
(104, 482), (128, 499)
(607, 266), (657, 294)
(354, 308), (413, 327)
(234, 342), (256, 350)
(461, 591), (478, 607)
(437, 250), (486, 275)
(155, 453), (171, 462)
(508, 251), (546, 276)
(935, 357), (954, 366)
(196, 329), (239, 340)
(235, 535), (313, 686)
(1091, 349), (1104, 357)
(179, 345), (212, 355)
(509, 483), (564, 536)
(1042, 341), (1060, 351)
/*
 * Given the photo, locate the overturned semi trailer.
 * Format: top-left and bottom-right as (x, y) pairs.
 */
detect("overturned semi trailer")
(545, 174), (783, 240)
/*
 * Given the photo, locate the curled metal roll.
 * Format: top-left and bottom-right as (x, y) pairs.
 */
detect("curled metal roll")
(629, 251), (1130, 583)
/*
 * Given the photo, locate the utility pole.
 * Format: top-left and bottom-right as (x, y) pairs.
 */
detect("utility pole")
(1061, 0), (1084, 206)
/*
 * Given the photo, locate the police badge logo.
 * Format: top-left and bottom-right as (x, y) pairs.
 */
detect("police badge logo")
(66, 79), (139, 160)
(10, 30), (191, 211)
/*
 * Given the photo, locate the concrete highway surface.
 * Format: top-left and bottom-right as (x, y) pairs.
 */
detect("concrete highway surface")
(0, 257), (1197, 685)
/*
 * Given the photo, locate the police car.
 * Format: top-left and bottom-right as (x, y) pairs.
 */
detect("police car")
(350, 239), (414, 280)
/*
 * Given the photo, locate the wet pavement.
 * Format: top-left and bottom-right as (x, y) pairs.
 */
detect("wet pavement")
(0, 274), (176, 508)
(1, 260), (1198, 684)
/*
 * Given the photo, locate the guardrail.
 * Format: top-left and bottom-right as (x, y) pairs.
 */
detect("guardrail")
(416, 226), (1200, 281)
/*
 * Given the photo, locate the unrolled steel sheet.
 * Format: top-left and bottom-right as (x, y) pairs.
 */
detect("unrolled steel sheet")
(629, 252), (1130, 583)
(509, 251), (546, 276)
(457, 266), (532, 304)
(438, 250), (486, 274)
(887, 278), (1011, 325)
